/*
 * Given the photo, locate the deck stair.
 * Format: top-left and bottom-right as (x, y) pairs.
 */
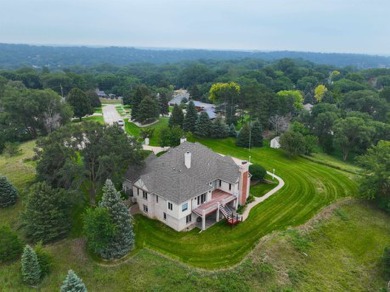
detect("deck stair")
(218, 204), (242, 225)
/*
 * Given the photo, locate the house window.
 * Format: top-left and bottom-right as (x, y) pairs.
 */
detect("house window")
(168, 202), (173, 210)
(137, 188), (140, 196)
(197, 193), (206, 205)
(182, 202), (188, 212)
(219, 180), (222, 187)
(156, 195), (159, 203)
(229, 184), (232, 191)
(163, 212), (167, 220)
(143, 191), (148, 200)
(143, 204), (148, 213)
(186, 214), (192, 223)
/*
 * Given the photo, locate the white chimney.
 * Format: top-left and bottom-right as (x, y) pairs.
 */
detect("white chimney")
(180, 137), (187, 144)
(185, 151), (191, 169)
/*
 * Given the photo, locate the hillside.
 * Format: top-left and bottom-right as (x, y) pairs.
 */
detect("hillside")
(1, 43), (389, 69)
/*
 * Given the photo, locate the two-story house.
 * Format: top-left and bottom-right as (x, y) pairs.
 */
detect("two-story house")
(123, 141), (250, 231)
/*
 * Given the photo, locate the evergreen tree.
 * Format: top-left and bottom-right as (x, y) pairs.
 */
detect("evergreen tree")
(210, 116), (229, 138)
(251, 120), (263, 147)
(183, 101), (198, 133)
(22, 182), (72, 243)
(236, 123), (251, 148)
(194, 112), (211, 137)
(159, 93), (170, 116)
(97, 179), (135, 259)
(228, 123), (237, 137)
(137, 96), (160, 124)
(0, 176), (18, 208)
(169, 104), (184, 128)
(21, 245), (41, 286)
(131, 84), (149, 121)
(61, 269), (87, 292)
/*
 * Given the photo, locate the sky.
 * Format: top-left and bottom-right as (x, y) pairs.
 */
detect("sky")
(0, 0), (389, 55)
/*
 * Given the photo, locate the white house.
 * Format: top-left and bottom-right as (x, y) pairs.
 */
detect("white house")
(123, 141), (250, 231)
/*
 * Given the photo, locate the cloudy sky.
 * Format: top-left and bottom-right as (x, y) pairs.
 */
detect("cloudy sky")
(0, 0), (389, 55)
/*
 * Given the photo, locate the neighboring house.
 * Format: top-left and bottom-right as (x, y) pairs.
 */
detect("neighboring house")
(123, 141), (250, 231)
(270, 136), (281, 149)
(95, 88), (107, 97)
(169, 89), (190, 106)
(191, 100), (217, 120)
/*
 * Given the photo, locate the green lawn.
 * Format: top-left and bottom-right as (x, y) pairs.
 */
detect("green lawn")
(125, 117), (169, 146)
(0, 140), (36, 231)
(1, 200), (388, 291)
(93, 107), (102, 114)
(134, 137), (358, 268)
(1, 139), (388, 291)
(82, 115), (104, 124)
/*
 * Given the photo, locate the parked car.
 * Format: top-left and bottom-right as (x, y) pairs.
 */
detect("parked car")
(116, 119), (124, 127)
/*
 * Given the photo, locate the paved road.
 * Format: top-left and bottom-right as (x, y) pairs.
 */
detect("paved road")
(102, 104), (122, 125)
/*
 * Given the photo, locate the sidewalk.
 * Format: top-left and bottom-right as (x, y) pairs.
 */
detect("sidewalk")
(242, 171), (285, 221)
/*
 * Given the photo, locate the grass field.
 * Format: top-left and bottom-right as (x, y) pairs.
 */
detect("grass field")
(1, 138), (388, 290)
(125, 117), (169, 145)
(0, 141), (36, 231)
(1, 200), (388, 291)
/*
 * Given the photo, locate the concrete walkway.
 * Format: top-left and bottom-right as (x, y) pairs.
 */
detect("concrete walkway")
(142, 145), (170, 154)
(242, 171), (285, 221)
(102, 104), (122, 125)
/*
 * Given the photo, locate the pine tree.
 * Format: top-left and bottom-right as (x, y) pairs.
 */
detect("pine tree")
(131, 84), (149, 121)
(159, 93), (170, 116)
(0, 176), (18, 208)
(169, 104), (184, 128)
(236, 123), (251, 148)
(98, 179), (135, 259)
(251, 120), (263, 147)
(21, 245), (41, 286)
(22, 182), (72, 243)
(183, 101), (198, 133)
(210, 116), (229, 138)
(228, 123), (237, 137)
(194, 112), (211, 137)
(60, 270), (87, 292)
(137, 96), (160, 124)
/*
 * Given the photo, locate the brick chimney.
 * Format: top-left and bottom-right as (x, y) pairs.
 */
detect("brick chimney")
(185, 151), (191, 169)
(239, 161), (249, 205)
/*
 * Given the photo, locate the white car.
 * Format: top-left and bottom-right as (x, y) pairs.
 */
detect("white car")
(116, 120), (124, 127)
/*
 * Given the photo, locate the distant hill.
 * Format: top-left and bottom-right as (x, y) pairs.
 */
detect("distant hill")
(0, 43), (389, 69)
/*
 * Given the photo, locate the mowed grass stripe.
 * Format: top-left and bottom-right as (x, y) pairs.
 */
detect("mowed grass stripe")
(134, 138), (358, 268)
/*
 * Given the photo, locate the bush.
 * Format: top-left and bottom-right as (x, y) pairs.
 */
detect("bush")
(0, 176), (18, 208)
(35, 242), (53, 278)
(249, 164), (267, 181)
(3, 142), (20, 156)
(0, 225), (23, 263)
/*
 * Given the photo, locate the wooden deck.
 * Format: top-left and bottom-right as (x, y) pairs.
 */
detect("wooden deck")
(193, 189), (236, 216)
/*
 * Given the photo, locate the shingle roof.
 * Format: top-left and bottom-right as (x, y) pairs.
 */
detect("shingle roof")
(133, 142), (240, 204)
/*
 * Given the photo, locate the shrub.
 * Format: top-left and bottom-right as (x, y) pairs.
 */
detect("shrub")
(34, 242), (53, 279)
(0, 176), (18, 208)
(4, 142), (20, 156)
(249, 164), (267, 181)
(0, 225), (23, 263)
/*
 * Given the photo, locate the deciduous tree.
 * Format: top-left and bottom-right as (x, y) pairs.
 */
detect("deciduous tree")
(67, 88), (93, 120)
